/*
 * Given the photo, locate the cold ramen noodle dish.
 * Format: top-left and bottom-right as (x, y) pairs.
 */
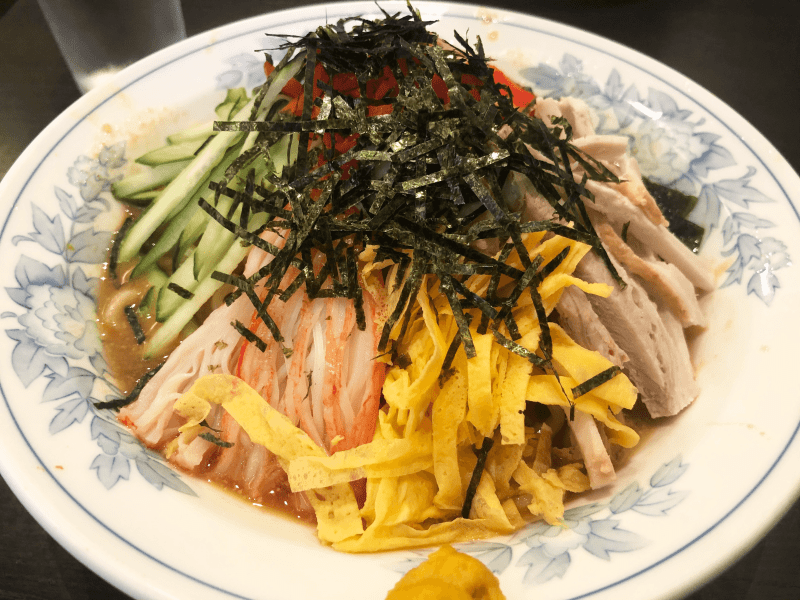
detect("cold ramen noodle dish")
(99, 6), (714, 552)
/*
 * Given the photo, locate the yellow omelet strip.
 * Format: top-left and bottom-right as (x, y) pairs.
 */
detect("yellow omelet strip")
(382, 277), (446, 435)
(286, 430), (433, 491)
(172, 229), (645, 552)
(432, 348), (468, 511)
(465, 331), (497, 437)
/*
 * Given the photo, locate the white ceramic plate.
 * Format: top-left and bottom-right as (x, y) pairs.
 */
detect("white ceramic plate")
(1, 3), (798, 599)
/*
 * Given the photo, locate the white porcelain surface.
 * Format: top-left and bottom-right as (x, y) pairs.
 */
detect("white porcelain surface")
(0, 3), (798, 599)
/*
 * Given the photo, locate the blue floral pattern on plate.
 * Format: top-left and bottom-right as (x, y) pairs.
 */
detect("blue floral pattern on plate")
(1, 50), (790, 585)
(3, 143), (194, 496)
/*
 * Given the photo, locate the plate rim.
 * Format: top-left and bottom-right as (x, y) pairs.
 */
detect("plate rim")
(1, 2), (799, 599)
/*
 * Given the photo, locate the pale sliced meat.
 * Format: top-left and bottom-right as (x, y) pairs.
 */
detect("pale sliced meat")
(119, 293), (253, 448)
(534, 96), (596, 139)
(504, 149), (705, 417)
(583, 178), (714, 292)
(571, 134), (630, 174)
(556, 285), (628, 368)
(564, 407), (616, 489)
(502, 171), (558, 223)
(594, 220), (707, 328)
(651, 305), (701, 417)
(120, 229), (287, 451)
(575, 251), (700, 418)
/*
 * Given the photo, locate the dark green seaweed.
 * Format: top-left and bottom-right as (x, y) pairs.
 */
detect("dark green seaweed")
(174, 5), (624, 369)
(461, 435), (495, 518)
(571, 365), (622, 398)
(94, 363), (164, 410)
(108, 216), (134, 281)
(199, 431), (235, 448)
(643, 177), (705, 252)
(123, 304), (146, 345)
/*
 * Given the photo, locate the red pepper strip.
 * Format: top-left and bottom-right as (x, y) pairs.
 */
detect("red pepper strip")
(265, 55), (534, 111)
(263, 61), (304, 100)
(493, 67), (536, 110)
(263, 58), (536, 188)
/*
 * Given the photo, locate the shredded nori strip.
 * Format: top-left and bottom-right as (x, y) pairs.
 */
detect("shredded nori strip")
(94, 363), (164, 410)
(231, 319), (268, 352)
(167, 282), (195, 300)
(108, 216), (134, 281)
(571, 366), (622, 399)
(123, 304), (146, 345)
(168, 5), (627, 365)
(461, 435), (495, 518)
(491, 329), (548, 370)
(438, 312), (473, 386)
(199, 431), (235, 448)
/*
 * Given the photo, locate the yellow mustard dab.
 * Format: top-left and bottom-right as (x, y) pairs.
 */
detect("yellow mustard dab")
(386, 544), (506, 600)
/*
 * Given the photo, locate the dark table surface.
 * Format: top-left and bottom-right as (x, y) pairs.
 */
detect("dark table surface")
(1, 0), (799, 598)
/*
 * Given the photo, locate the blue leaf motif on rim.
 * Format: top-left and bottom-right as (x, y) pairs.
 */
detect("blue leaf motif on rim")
(43, 367), (96, 403)
(650, 455), (689, 487)
(215, 53), (268, 90)
(518, 543), (573, 583)
(91, 453), (132, 489)
(11, 204), (66, 254)
(582, 519), (648, 560)
(4, 144), (195, 497)
(50, 396), (90, 434)
(455, 541), (514, 574)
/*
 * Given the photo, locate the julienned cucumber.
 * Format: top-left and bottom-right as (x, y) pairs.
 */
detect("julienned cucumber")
(120, 55), (305, 357)
(116, 99), (254, 264)
(155, 203), (242, 321)
(137, 267), (169, 315)
(117, 56), (303, 265)
(111, 160), (191, 203)
(142, 212), (268, 359)
(129, 137), (248, 280)
(135, 138), (209, 166)
(166, 121), (214, 144)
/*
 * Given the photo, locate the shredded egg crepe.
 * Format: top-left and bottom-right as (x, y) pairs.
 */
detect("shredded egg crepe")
(171, 231), (639, 551)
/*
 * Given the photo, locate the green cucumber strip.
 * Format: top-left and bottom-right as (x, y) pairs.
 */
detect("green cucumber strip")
(138, 286), (157, 315)
(163, 173), (210, 223)
(111, 160), (190, 200)
(135, 139), (209, 166)
(166, 121), (215, 144)
(161, 136), (248, 230)
(238, 57), (304, 157)
(192, 195), (237, 281)
(215, 88), (249, 120)
(115, 190), (160, 208)
(190, 151), (272, 281)
(130, 196), (203, 279)
(146, 265), (169, 287)
(158, 200), (247, 320)
(136, 266), (169, 316)
(126, 190), (161, 203)
(117, 96), (257, 264)
(143, 212), (268, 358)
(118, 56), (303, 265)
(179, 206), (212, 258)
(155, 251), (198, 321)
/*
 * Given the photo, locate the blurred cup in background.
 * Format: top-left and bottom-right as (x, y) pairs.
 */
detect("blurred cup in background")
(36, 0), (186, 93)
